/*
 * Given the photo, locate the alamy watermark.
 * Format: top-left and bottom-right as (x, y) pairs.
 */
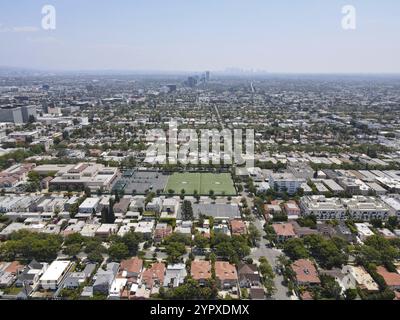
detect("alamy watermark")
(342, 5), (357, 30)
(146, 124), (255, 168)
(41, 5), (56, 30)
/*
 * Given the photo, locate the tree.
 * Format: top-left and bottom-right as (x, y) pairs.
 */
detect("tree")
(84, 187), (91, 198)
(64, 233), (85, 246)
(387, 216), (399, 231)
(303, 235), (348, 269)
(241, 288), (249, 299)
(344, 288), (358, 300)
(104, 199), (115, 223)
(259, 257), (276, 296)
(64, 243), (81, 258)
(356, 235), (399, 268)
(0, 230), (62, 262)
(248, 223), (261, 246)
(318, 274), (342, 300)
(165, 242), (186, 263)
(283, 238), (309, 261)
(121, 231), (143, 256)
(84, 238), (105, 254)
(160, 278), (218, 300)
(213, 235), (250, 264)
(194, 234), (209, 250)
(181, 200), (194, 221)
(108, 243), (129, 261)
(101, 206), (109, 224)
(88, 250), (104, 264)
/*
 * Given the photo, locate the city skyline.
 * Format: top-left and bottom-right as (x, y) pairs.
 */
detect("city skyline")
(1, 0), (400, 73)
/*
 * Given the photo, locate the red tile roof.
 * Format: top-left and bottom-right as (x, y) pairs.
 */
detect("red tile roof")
(376, 266), (400, 287)
(230, 219), (247, 235)
(142, 262), (166, 288)
(291, 259), (321, 285)
(4, 261), (24, 274)
(191, 260), (211, 281)
(272, 223), (296, 237)
(120, 257), (143, 274)
(215, 261), (238, 281)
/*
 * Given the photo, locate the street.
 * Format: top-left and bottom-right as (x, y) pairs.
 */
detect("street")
(249, 202), (291, 300)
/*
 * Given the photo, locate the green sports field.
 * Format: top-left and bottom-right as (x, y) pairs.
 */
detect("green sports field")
(165, 173), (236, 195)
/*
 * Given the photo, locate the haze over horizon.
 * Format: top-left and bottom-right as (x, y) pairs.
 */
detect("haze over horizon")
(1, 0), (400, 73)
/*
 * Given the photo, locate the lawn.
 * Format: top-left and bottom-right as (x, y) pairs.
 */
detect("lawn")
(3, 286), (22, 295)
(165, 173), (236, 196)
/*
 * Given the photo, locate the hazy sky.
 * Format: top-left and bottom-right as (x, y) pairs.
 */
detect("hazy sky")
(1, 0), (399, 73)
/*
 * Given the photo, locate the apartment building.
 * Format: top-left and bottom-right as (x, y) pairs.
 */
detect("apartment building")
(300, 195), (346, 220)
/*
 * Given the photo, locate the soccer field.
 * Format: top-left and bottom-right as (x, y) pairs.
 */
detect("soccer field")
(165, 173), (236, 195)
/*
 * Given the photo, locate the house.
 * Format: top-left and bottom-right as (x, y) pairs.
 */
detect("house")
(0, 261), (23, 288)
(134, 221), (155, 239)
(191, 260), (211, 285)
(93, 263), (120, 294)
(3, 261), (24, 276)
(78, 197), (100, 214)
(146, 197), (162, 213)
(341, 265), (379, 292)
(264, 203), (283, 218)
(272, 223), (296, 242)
(15, 260), (48, 288)
(335, 222), (356, 243)
(316, 223), (338, 239)
(39, 261), (72, 290)
(154, 223), (173, 243)
(230, 219), (247, 236)
(237, 263), (261, 288)
(319, 268), (348, 293)
(162, 198), (180, 214)
(377, 228), (397, 239)
(109, 278), (128, 299)
(284, 201), (301, 216)
(163, 263), (187, 288)
(250, 287), (265, 300)
(141, 262), (166, 293)
(95, 224), (118, 239)
(113, 198), (131, 214)
(215, 261), (238, 289)
(376, 266), (400, 290)
(355, 223), (375, 241)
(64, 264), (96, 289)
(64, 272), (86, 289)
(0, 272), (15, 288)
(80, 223), (101, 237)
(214, 222), (231, 236)
(119, 257), (143, 282)
(291, 259), (321, 286)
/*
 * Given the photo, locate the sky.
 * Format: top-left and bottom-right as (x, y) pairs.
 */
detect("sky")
(0, 0), (399, 73)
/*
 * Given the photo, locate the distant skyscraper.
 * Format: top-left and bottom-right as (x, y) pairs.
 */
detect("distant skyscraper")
(186, 76), (198, 88)
(205, 71), (210, 82)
